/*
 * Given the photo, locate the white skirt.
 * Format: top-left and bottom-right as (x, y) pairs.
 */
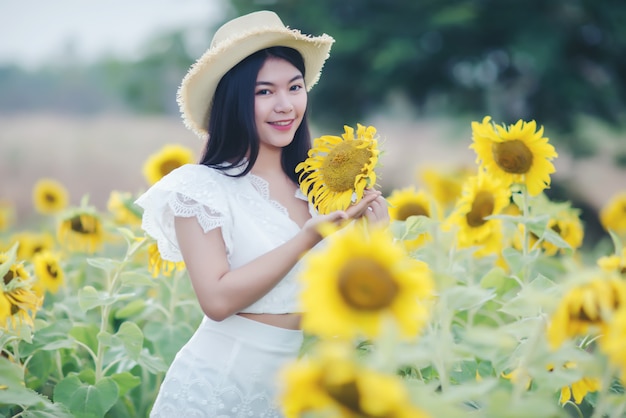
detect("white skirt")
(150, 314), (303, 418)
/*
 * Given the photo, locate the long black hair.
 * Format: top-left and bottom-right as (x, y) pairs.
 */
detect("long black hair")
(199, 46), (311, 183)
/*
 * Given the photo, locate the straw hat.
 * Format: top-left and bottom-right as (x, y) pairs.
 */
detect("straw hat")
(177, 10), (335, 139)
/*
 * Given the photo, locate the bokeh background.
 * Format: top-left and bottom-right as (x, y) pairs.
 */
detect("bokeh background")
(1, 0), (625, 247)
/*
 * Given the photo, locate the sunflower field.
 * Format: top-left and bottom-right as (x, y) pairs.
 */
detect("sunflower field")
(2, 116), (626, 418)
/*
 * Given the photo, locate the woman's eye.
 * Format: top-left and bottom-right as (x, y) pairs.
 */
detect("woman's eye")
(256, 89), (271, 95)
(290, 84), (304, 92)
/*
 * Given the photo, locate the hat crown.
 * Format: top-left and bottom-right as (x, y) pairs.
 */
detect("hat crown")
(211, 11), (286, 49)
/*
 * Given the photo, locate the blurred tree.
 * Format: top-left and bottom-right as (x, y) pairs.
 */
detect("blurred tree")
(228, 0), (626, 157)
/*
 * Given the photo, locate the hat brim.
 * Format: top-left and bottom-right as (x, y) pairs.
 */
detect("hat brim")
(177, 26), (334, 140)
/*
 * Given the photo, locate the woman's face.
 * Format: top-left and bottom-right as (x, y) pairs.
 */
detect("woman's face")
(254, 57), (307, 150)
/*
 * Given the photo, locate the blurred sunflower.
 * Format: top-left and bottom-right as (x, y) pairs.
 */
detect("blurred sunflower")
(598, 306), (626, 382)
(148, 242), (185, 278)
(299, 225), (434, 340)
(470, 116), (558, 196)
(443, 172), (510, 257)
(32, 251), (64, 294)
(107, 190), (142, 226)
(599, 191), (626, 235)
(597, 248), (626, 276)
(10, 231), (56, 261)
(280, 342), (429, 418)
(387, 187), (441, 250)
(552, 362), (600, 405)
(547, 276), (626, 349)
(296, 124), (380, 215)
(32, 178), (69, 215)
(542, 211), (584, 256)
(0, 200), (16, 232)
(1, 249), (41, 329)
(142, 144), (195, 186)
(57, 210), (104, 253)
(417, 165), (473, 210)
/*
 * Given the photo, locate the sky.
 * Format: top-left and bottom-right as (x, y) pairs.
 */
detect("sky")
(0, 0), (228, 68)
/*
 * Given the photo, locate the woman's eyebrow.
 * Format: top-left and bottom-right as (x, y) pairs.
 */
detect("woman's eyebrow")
(256, 74), (304, 86)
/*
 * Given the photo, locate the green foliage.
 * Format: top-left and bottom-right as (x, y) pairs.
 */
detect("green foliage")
(0, 225), (202, 417)
(229, 0), (626, 155)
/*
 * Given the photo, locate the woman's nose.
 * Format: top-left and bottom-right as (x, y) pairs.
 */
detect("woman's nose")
(274, 92), (294, 113)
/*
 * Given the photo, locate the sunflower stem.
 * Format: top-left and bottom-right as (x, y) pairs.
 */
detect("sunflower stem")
(521, 183), (530, 284)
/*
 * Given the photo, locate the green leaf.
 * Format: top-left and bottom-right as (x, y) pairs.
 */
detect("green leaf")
(19, 320), (74, 357)
(0, 242), (19, 279)
(110, 372), (141, 397)
(609, 229), (624, 255)
(0, 357), (45, 406)
(442, 285), (496, 311)
(134, 349), (168, 374)
(53, 375), (119, 418)
(85, 257), (120, 273)
(114, 299), (146, 319)
(143, 321), (194, 364)
(70, 324), (100, 355)
(115, 322), (143, 360)
(78, 286), (116, 312)
(20, 399), (74, 418)
(501, 247), (524, 273)
(479, 267), (519, 296)
(120, 270), (157, 287)
(541, 229), (571, 249)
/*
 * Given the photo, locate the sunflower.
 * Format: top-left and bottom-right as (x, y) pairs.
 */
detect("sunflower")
(279, 341), (430, 418)
(296, 124), (380, 215)
(142, 144), (195, 186)
(443, 172), (511, 257)
(10, 231), (56, 261)
(32, 178), (69, 215)
(148, 242), (185, 278)
(542, 211), (584, 256)
(0, 200), (16, 232)
(387, 187), (441, 250)
(597, 248), (626, 276)
(1, 250), (42, 329)
(470, 116), (558, 196)
(599, 191), (626, 235)
(32, 251), (64, 294)
(554, 362), (600, 405)
(107, 190), (142, 226)
(299, 224), (434, 340)
(599, 307), (626, 382)
(57, 210), (104, 253)
(417, 165), (473, 210)
(547, 276), (626, 349)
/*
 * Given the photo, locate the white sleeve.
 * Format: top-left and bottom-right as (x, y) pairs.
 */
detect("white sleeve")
(134, 164), (232, 262)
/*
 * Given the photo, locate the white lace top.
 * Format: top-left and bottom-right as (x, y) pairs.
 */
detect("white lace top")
(135, 163), (314, 314)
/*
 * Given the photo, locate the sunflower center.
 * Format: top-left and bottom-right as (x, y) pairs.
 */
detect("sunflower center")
(338, 257), (398, 311)
(160, 160), (182, 177)
(492, 140), (533, 174)
(551, 224), (562, 235)
(44, 193), (57, 203)
(3, 269), (14, 285)
(70, 215), (97, 234)
(325, 380), (362, 414)
(46, 264), (58, 279)
(465, 191), (495, 227)
(397, 203), (429, 221)
(320, 141), (373, 192)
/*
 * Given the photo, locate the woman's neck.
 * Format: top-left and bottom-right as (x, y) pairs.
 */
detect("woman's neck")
(251, 147), (283, 176)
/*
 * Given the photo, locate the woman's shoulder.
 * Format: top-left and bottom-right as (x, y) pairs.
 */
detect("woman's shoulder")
(154, 164), (233, 190)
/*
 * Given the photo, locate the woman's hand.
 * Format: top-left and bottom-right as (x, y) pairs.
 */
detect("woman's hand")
(347, 189), (390, 226)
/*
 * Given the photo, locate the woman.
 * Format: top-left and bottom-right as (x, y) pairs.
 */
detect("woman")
(136, 10), (388, 417)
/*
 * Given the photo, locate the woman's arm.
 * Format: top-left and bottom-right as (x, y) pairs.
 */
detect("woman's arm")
(175, 191), (382, 321)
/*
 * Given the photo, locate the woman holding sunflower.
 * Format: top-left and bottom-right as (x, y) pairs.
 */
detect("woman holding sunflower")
(135, 10), (388, 417)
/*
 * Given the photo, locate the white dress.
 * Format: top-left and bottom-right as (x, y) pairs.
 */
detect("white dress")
(135, 164), (313, 417)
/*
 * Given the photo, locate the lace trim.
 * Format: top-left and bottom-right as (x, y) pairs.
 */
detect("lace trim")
(248, 174), (290, 216)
